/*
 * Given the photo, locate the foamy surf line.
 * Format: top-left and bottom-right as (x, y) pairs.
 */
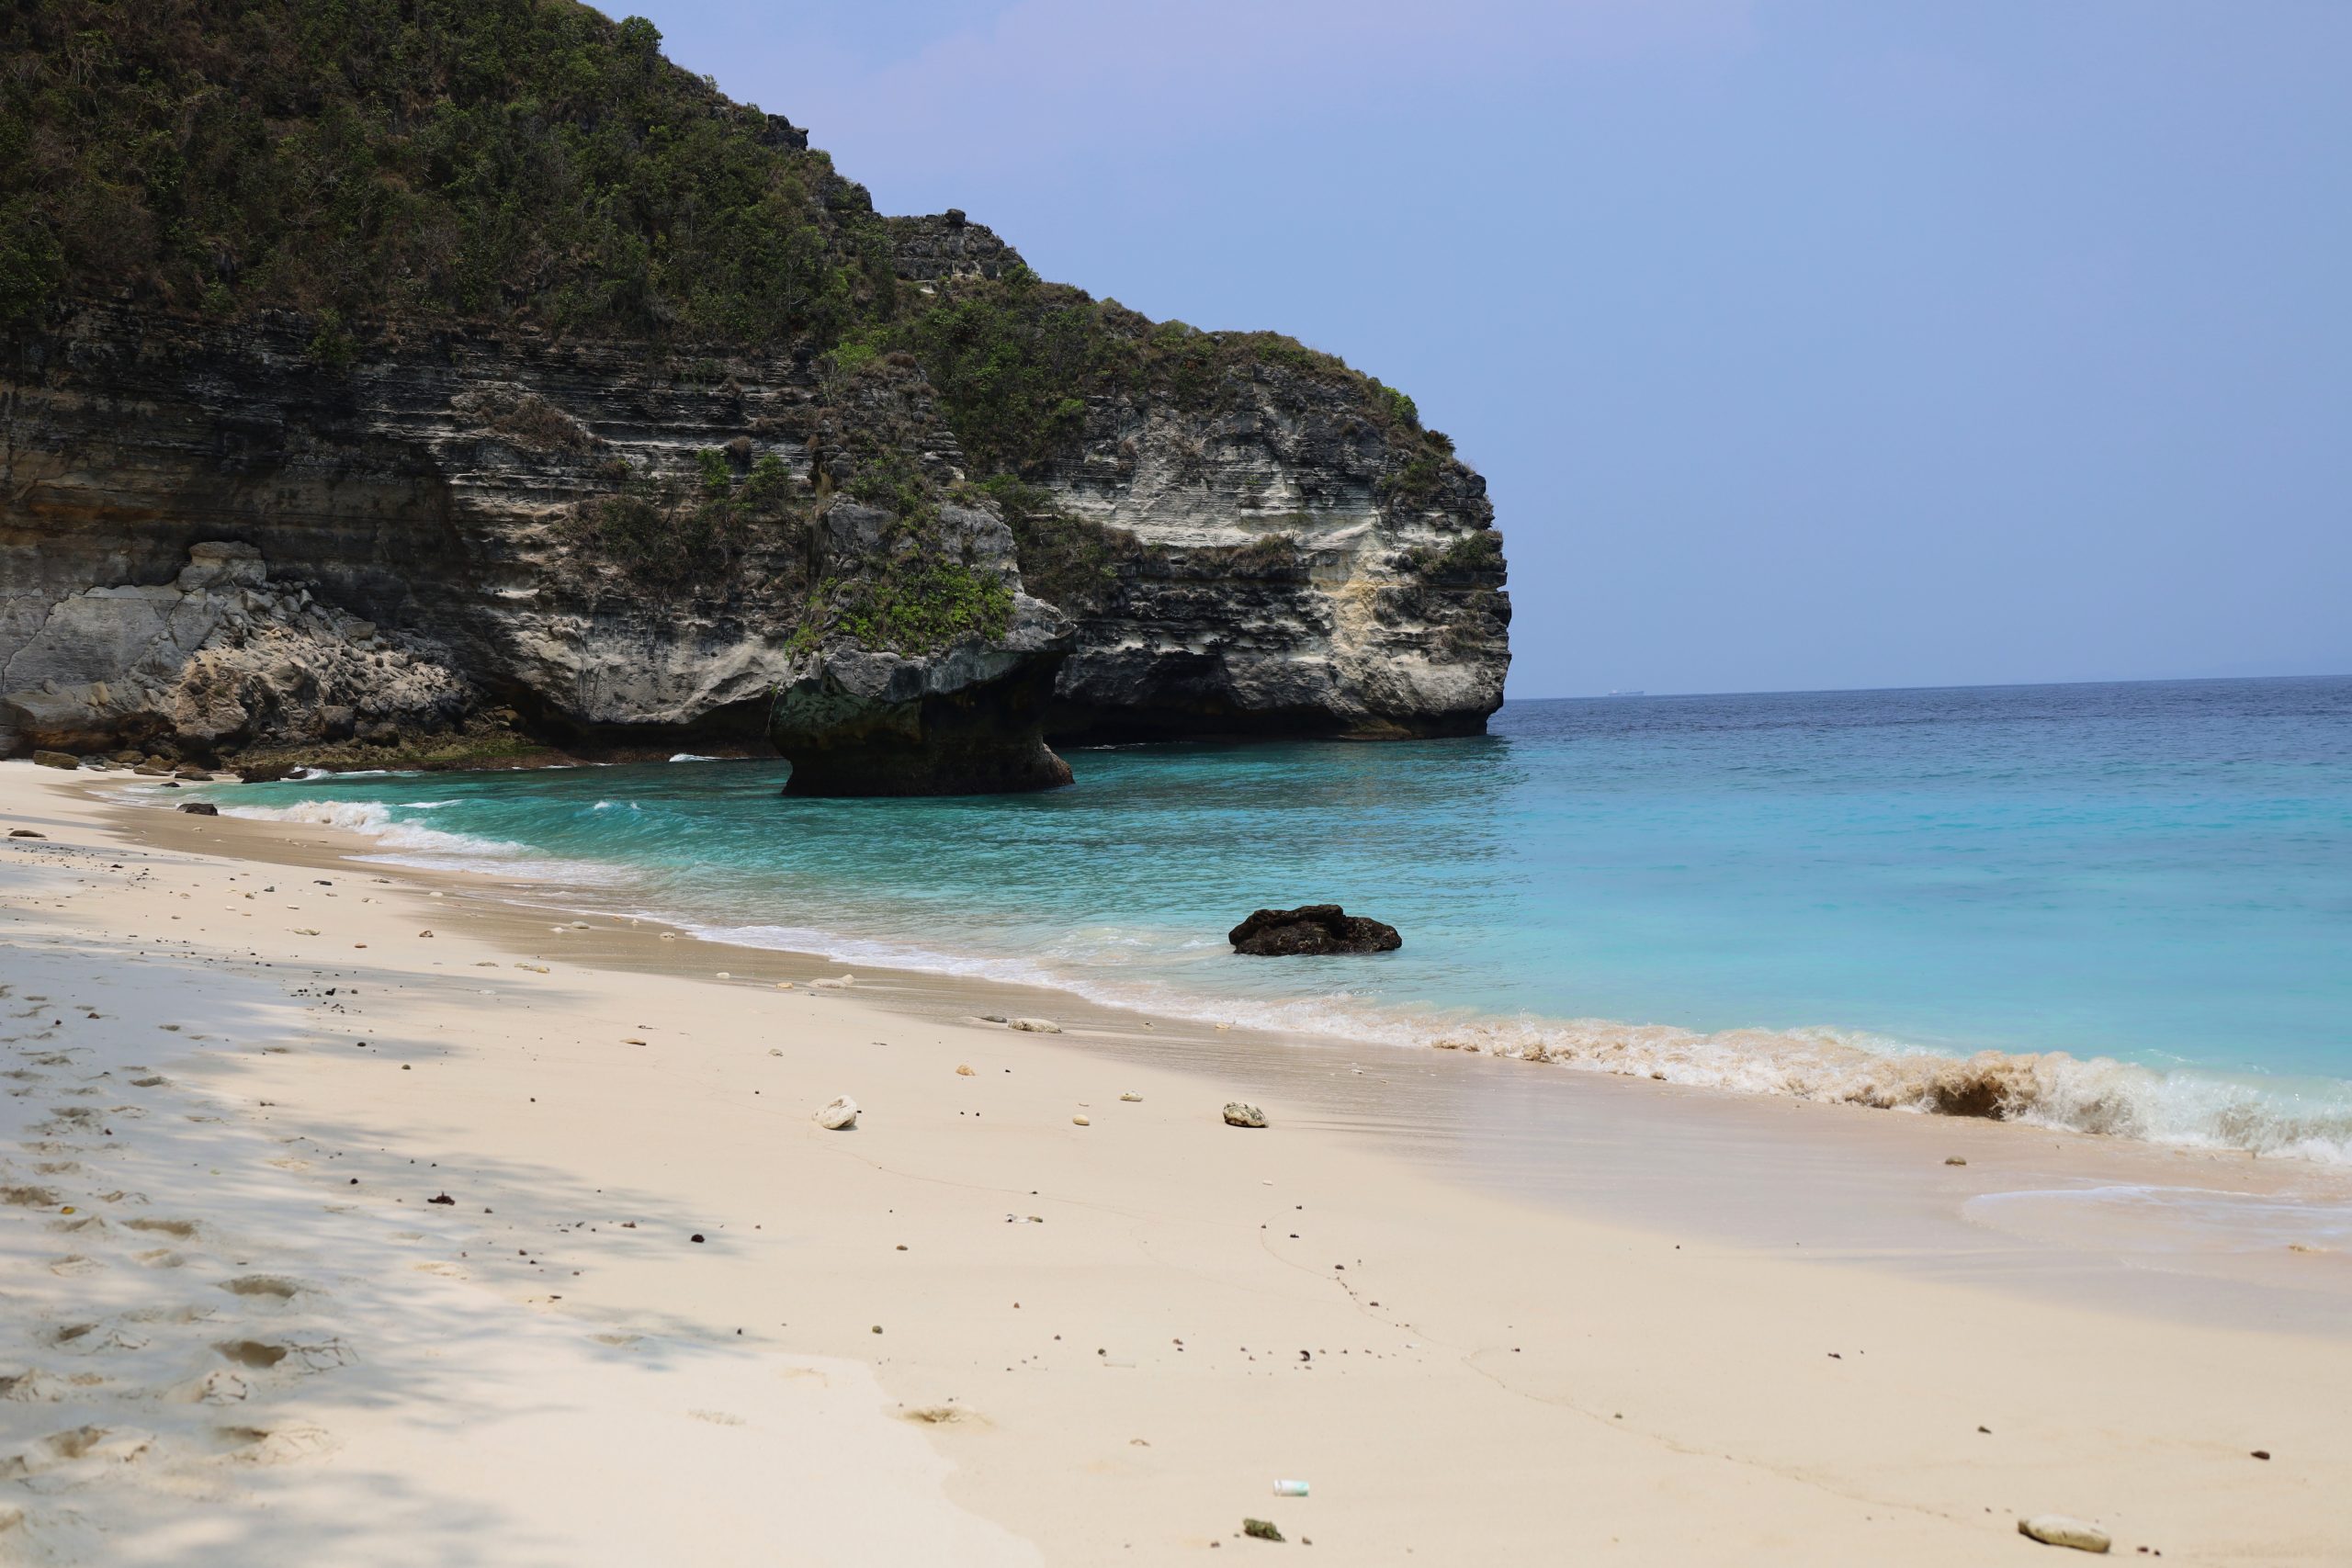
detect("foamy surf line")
(173, 791), (2352, 1167)
(209, 795), (619, 885)
(667, 917), (2352, 1166)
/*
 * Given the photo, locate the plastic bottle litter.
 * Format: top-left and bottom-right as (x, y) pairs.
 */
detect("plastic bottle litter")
(1272, 1480), (1309, 1497)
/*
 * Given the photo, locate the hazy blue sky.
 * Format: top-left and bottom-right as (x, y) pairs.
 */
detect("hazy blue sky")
(632, 1), (2349, 698)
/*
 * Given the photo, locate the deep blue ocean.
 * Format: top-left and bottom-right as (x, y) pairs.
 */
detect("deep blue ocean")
(211, 676), (2352, 1159)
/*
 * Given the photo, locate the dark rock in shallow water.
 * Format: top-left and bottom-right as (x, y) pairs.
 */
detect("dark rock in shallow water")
(768, 504), (1077, 797)
(1228, 905), (1402, 956)
(177, 802), (220, 816)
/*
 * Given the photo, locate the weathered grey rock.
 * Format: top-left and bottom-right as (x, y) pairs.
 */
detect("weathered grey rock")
(32, 750), (76, 769)
(771, 504), (1076, 795)
(6, 287), (1505, 779)
(1223, 1102), (1268, 1129)
(1229, 905), (1403, 956)
(884, 212), (1026, 284)
(2018, 1516), (2111, 1552)
(1027, 363), (1510, 742)
(1, 536), (471, 763)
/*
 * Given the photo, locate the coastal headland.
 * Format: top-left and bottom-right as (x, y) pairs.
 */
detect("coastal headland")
(3, 760), (2347, 1565)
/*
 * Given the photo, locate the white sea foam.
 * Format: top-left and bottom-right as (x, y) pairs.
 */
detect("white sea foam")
(658, 912), (2352, 1165)
(182, 794), (2352, 1166)
(212, 797), (615, 884)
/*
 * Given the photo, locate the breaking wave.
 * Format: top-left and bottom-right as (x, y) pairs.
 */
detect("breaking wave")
(209, 797), (615, 883)
(669, 917), (2352, 1165)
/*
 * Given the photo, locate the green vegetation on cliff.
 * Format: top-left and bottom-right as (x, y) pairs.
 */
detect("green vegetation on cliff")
(0, 0), (890, 342)
(842, 265), (1439, 479)
(4, 0), (1485, 658)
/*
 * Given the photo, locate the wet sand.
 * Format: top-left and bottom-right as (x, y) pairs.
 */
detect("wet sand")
(4, 760), (2348, 1564)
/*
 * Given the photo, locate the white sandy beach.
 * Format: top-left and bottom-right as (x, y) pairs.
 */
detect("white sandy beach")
(2, 759), (2348, 1565)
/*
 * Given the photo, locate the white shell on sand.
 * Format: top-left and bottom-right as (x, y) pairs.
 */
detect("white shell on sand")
(815, 1096), (860, 1131)
(2018, 1516), (2111, 1552)
(1009, 1018), (1060, 1033)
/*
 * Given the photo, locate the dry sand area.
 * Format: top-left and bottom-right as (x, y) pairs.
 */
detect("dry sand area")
(0, 760), (2346, 1565)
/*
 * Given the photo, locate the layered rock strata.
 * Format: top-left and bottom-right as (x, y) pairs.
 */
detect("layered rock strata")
(2, 304), (1069, 788)
(1031, 366), (1509, 742)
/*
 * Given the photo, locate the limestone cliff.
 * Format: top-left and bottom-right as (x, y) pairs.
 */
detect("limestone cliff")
(0, 0), (1507, 789)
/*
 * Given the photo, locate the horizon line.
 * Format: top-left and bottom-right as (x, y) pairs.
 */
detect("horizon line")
(1505, 670), (2352, 705)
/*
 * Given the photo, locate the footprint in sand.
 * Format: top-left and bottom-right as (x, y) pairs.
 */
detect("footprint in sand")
(175, 1369), (251, 1404)
(213, 1337), (354, 1374)
(214, 1422), (339, 1466)
(44, 1320), (148, 1354)
(900, 1404), (990, 1428)
(47, 1255), (103, 1278)
(0, 1370), (67, 1404)
(215, 1275), (308, 1303)
(0, 1424), (153, 1480)
(124, 1217), (199, 1239)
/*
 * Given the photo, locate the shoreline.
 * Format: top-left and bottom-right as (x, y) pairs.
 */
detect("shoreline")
(200, 762), (2352, 1168)
(89, 769), (2352, 1324)
(5, 760), (2350, 1563)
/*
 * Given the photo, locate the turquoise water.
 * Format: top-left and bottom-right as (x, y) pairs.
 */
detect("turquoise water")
(212, 676), (2352, 1159)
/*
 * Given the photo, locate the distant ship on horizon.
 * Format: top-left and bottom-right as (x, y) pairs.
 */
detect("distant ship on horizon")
(1604, 689), (1647, 698)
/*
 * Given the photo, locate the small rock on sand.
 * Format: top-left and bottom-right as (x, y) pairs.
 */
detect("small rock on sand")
(816, 1096), (859, 1130)
(1009, 1018), (1060, 1033)
(2018, 1515), (2111, 1552)
(1071, 1114), (1090, 1126)
(1944, 1156), (1968, 1166)
(7, 829), (43, 839)
(1223, 1102), (1268, 1129)
(33, 750), (78, 769)
(1119, 1092), (1142, 1102)
(956, 1065), (976, 1077)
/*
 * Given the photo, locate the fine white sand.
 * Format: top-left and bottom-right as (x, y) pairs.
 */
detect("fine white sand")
(2, 760), (2348, 1565)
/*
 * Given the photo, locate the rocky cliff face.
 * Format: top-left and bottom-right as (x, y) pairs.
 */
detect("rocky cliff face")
(1032, 358), (1508, 742)
(0, 0), (1507, 790)
(6, 262), (1505, 783)
(2, 299), (1081, 781)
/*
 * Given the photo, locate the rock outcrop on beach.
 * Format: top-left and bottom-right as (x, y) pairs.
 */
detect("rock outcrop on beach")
(0, 0), (1508, 790)
(771, 502), (1076, 795)
(3, 539), (472, 762)
(1228, 905), (1405, 956)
